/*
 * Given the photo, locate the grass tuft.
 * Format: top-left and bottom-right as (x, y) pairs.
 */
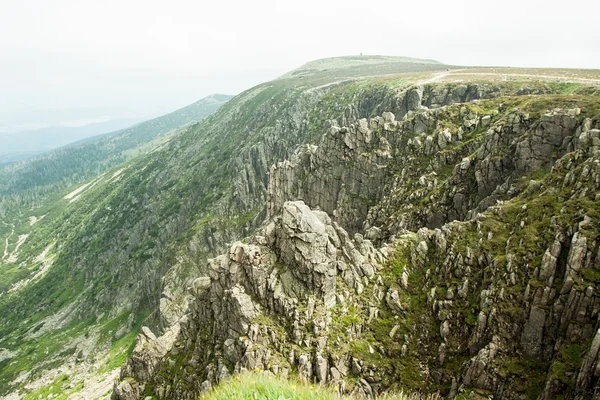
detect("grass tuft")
(199, 372), (439, 400)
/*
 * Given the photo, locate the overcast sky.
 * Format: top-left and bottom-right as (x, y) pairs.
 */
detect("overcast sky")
(1, 0), (598, 131)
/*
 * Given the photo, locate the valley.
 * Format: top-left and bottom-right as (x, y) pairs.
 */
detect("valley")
(0, 57), (599, 399)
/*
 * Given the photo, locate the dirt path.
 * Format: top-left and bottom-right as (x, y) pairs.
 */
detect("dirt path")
(1, 221), (15, 261)
(417, 69), (461, 84)
(437, 71), (600, 84)
(414, 69), (600, 86)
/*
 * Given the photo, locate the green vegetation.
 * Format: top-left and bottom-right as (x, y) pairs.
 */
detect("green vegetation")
(550, 342), (586, 390)
(200, 371), (437, 400)
(97, 321), (143, 375)
(499, 358), (547, 399)
(23, 374), (84, 400)
(199, 372), (339, 400)
(1, 55), (599, 399)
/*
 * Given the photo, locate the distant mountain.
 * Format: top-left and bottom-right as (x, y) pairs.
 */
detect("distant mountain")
(0, 93), (233, 209)
(75, 93), (236, 147)
(0, 117), (143, 164)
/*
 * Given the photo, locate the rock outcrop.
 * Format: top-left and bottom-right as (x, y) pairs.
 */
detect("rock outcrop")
(268, 100), (589, 238)
(159, 82), (554, 328)
(114, 200), (389, 399)
(114, 95), (600, 399)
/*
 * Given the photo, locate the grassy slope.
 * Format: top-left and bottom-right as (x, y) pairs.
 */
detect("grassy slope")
(0, 94), (233, 218)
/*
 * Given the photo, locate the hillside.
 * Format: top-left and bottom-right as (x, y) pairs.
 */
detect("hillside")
(114, 90), (600, 399)
(0, 117), (145, 165)
(1, 56), (600, 399)
(0, 94), (232, 212)
(278, 55), (445, 81)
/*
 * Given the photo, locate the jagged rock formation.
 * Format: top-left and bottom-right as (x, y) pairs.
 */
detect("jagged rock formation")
(158, 82), (559, 329)
(112, 325), (180, 400)
(400, 138), (600, 399)
(114, 200), (389, 399)
(268, 100), (589, 235)
(4, 54), (600, 399)
(114, 95), (600, 399)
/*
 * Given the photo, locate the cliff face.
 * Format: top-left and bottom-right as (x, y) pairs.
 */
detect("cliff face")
(268, 96), (589, 235)
(113, 93), (600, 399)
(158, 82), (552, 330)
(115, 200), (389, 399)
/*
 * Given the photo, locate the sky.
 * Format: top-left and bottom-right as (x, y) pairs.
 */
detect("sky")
(0, 0), (598, 131)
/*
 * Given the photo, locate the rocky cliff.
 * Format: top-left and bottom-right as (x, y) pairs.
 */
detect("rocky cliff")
(158, 81), (563, 330)
(113, 92), (600, 399)
(1, 59), (472, 397)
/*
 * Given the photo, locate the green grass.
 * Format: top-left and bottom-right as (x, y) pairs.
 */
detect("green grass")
(97, 314), (146, 375)
(550, 342), (586, 390)
(200, 371), (438, 400)
(22, 373), (84, 400)
(200, 372), (339, 400)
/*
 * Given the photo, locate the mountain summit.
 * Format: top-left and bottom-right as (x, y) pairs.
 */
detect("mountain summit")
(277, 55), (443, 80)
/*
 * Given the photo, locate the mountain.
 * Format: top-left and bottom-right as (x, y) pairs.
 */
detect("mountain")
(1, 93), (234, 165)
(1, 56), (599, 399)
(278, 55), (443, 80)
(0, 94), (233, 217)
(0, 117), (144, 165)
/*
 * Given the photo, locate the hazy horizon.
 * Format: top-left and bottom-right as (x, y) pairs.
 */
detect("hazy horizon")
(1, 0), (599, 133)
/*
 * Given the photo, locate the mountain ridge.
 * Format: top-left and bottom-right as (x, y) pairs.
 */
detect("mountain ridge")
(0, 118), (141, 165)
(278, 55), (443, 79)
(0, 93), (233, 217)
(114, 93), (600, 400)
(0, 57), (599, 399)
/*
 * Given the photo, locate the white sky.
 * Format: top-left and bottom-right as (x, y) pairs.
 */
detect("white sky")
(0, 0), (598, 129)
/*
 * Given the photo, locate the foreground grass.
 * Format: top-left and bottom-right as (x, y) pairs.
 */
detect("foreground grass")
(200, 372), (439, 399)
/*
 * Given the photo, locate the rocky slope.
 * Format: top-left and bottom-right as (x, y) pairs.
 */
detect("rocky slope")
(114, 93), (600, 399)
(0, 57), (458, 398)
(2, 56), (599, 399)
